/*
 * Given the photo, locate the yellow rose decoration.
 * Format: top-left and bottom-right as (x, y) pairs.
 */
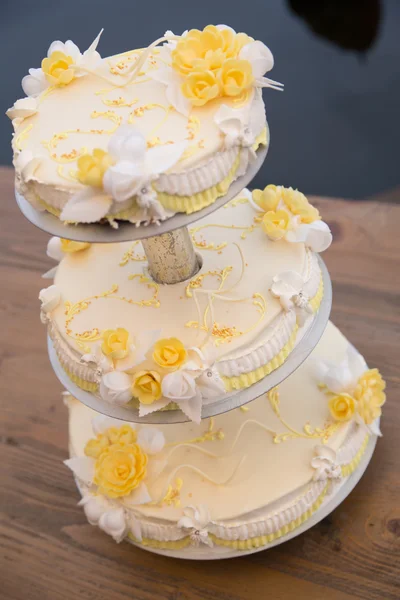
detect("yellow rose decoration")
(101, 328), (131, 360)
(354, 369), (386, 425)
(172, 25), (254, 106)
(262, 209), (291, 241)
(281, 187), (320, 224)
(328, 393), (356, 422)
(218, 59), (254, 97)
(172, 25), (251, 76)
(132, 370), (162, 405)
(84, 433), (110, 459)
(153, 338), (187, 371)
(93, 442), (148, 498)
(77, 148), (114, 188)
(60, 239), (91, 253)
(42, 51), (75, 86)
(84, 424), (137, 459)
(252, 185), (281, 212)
(181, 69), (220, 106)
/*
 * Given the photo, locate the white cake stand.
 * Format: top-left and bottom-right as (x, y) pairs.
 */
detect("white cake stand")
(15, 145), (268, 243)
(47, 256), (332, 423)
(125, 432), (378, 559)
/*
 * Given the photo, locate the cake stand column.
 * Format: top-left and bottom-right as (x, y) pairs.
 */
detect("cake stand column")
(142, 226), (200, 284)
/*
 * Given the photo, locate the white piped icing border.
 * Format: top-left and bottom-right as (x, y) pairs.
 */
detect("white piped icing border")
(72, 421), (369, 547)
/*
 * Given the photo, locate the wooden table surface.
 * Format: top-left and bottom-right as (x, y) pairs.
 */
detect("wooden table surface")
(1, 166), (399, 600)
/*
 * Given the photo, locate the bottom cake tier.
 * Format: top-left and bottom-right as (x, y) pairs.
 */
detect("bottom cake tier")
(65, 321), (386, 557)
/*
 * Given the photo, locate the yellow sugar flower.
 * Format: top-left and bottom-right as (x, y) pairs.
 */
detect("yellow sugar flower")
(84, 433), (110, 459)
(77, 148), (114, 188)
(93, 442), (148, 498)
(106, 425), (137, 445)
(252, 185), (281, 212)
(84, 424), (137, 459)
(42, 51), (75, 86)
(101, 328), (131, 360)
(172, 25), (251, 76)
(218, 59), (254, 97)
(60, 239), (90, 253)
(282, 187), (320, 224)
(153, 338), (187, 371)
(354, 369), (386, 425)
(262, 209), (291, 241)
(132, 370), (162, 405)
(328, 393), (356, 422)
(181, 69), (220, 106)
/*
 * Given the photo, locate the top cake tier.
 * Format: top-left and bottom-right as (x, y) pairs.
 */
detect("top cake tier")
(8, 26), (280, 231)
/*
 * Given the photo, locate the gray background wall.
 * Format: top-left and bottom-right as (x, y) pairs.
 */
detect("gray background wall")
(1, 0), (399, 198)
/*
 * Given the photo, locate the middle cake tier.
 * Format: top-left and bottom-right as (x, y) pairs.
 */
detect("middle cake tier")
(40, 186), (332, 422)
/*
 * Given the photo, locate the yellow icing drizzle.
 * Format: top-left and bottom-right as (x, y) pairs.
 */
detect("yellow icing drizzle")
(119, 242), (146, 265)
(157, 478), (183, 507)
(189, 222), (258, 251)
(267, 387), (340, 444)
(14, 124), (33, 150)
(64, 279), (160, 351)
(102, 96), (139, 108)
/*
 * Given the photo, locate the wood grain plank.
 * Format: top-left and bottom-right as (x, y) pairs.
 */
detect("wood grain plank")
(0, 166), (399, 600)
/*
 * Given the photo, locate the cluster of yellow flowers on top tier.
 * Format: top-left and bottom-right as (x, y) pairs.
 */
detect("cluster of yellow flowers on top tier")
(328, 369), (386, 425)
(77, 149), (114, 188)
(84, 425), (147, 498)
(252, 185), (321, 240)
(42, 51), (75, 86)
(172, 25), (254, 106)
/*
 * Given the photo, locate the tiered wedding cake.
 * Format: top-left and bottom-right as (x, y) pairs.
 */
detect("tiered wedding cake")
(8, 25), (385, 558)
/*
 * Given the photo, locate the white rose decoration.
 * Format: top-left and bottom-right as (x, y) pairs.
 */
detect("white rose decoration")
(79, 494), (108, 525)
(98, 508), (127, 543)
(39, 285), (61, 313)
(99, 371), (133, 406)
(162, 370), (198, 401)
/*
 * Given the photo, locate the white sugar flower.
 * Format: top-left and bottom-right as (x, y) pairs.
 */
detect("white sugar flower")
(99, 371), (133, 406)
(6, 97), (38, 121)
(14, 149), (42, 181)
(22, 30), (103, 97)
(271, 270), (312, 326)
(286, 220), (332, 253)
(178, 505), (213, 547)
(313, 345), (368, 396)
(60, 126), (186, 224)
(39, 285), (61, 314)
(311, 445), (342, 483)
(79, 494), (140, 543)
(214, 104), (256, 150)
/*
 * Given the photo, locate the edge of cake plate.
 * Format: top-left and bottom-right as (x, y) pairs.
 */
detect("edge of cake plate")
(48, 256), (332, 424)
(15, 145), (268, 243)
